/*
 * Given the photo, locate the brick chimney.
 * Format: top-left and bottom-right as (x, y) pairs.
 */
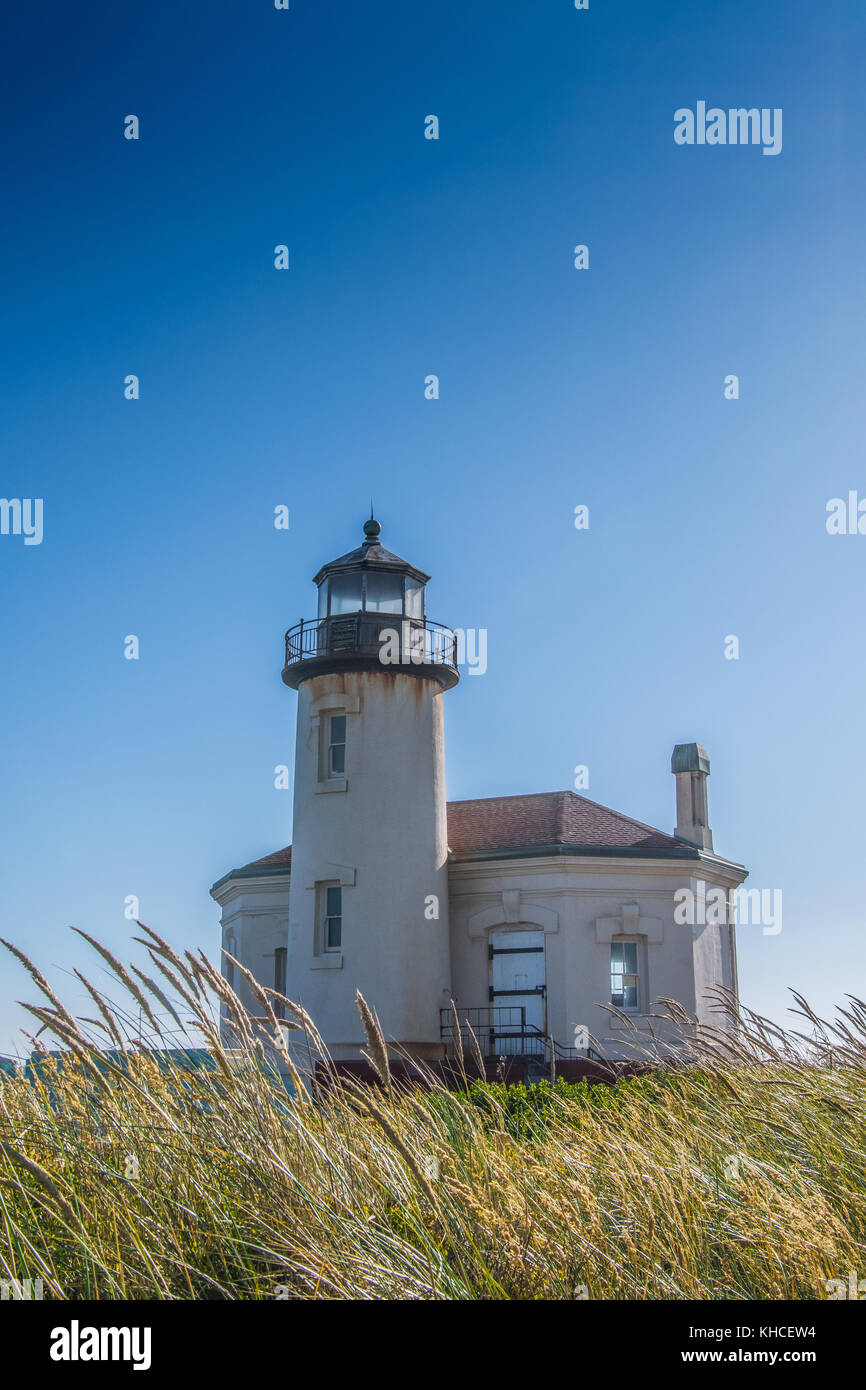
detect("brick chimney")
(671, 743), (713, 851)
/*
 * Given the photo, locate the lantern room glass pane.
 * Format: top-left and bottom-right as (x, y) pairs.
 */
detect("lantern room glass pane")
(364, 571), (403, 613)
(317, 581), (328, 618)
(405, 578), (424, 618)
(329, 573), (363, 614)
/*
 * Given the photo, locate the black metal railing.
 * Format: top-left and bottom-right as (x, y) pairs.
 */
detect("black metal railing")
(284, 613), (459, 672)
(440, 1006), (603, 1063)
(440, 1006), (547, 1059)
(549, 1040), (603, 1063)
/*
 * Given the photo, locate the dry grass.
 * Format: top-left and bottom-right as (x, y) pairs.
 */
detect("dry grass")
(0, 926), (863, 1300)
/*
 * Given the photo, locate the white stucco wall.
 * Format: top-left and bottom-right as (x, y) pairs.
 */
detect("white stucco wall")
(210, 875), (291, 1037)
(285, 670), (452, 1061)
(213, 851), (744, 1063)
(447, 854), (745, 1062)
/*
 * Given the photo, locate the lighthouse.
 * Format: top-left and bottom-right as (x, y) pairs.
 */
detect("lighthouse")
(280, 516), (459, 1062)
(212, 515), (747, 1073)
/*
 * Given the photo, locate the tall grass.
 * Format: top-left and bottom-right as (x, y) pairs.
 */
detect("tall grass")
(0, 926), (863, 1299)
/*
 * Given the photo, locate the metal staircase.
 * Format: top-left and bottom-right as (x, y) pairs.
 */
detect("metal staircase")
(440, 1005), (603, 1073)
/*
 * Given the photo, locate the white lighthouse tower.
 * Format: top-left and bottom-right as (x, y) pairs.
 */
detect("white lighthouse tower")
(281, 516), (459, 1062)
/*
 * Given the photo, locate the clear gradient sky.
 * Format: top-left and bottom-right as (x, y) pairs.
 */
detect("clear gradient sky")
(1, 0), (865, 1056)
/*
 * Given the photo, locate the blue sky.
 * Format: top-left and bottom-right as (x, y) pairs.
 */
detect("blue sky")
(1, 0), (864, 1055)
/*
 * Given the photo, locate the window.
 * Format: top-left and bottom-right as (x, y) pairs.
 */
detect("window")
(610, 941), (639, 1011)
(317, 570), (426, 616)
(317, 710), (348, 786)
(274, 946), (286, 1018)
(329, 573), (363, 614)
(223, 930), (236, 992)
(324, 885), (342, 951)
(327, 714), (346, 777)
(404, 577), (424, 618)
(364, 570), (403, 613)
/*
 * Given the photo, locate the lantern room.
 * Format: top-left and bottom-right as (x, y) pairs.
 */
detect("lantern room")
(314, 517), (427, 619)
(282, 516), (460, 691)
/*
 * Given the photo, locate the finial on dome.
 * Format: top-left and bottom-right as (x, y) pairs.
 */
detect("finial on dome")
(363, 510), (382, 545)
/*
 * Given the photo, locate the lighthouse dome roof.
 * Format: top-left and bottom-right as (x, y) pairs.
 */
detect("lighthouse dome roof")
(312, 517), (430, 586)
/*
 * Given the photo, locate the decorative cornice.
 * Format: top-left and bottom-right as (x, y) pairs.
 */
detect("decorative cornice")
(210, 868), (290, 900)
(467, 890), (560, 937)
(211, 847), (747, 900)
(447, 853), (747, 885)
(449, 842), (702, 863)
(595, 902), (664, 944)
(310, 692), (361, 718)
(303, 863), (356, 890)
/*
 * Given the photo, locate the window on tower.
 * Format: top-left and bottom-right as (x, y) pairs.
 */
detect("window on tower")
(328, 714), (346, 777)
(324, 885), (342, 951)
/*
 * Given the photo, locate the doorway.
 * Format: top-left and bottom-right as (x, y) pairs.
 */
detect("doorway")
(489, 929), (546, 1055)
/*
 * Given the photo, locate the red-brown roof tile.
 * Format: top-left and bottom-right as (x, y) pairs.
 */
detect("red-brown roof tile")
(447, 792), (684, 855)
(243, 845), (292, 869)
(230, 791), (690, 879)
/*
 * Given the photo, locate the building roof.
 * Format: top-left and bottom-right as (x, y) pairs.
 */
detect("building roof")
(241, 845), (293, 870)
(312, 518), (430, 586)
(445, 791), (691, 858)
(212, 790), (708, 892)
